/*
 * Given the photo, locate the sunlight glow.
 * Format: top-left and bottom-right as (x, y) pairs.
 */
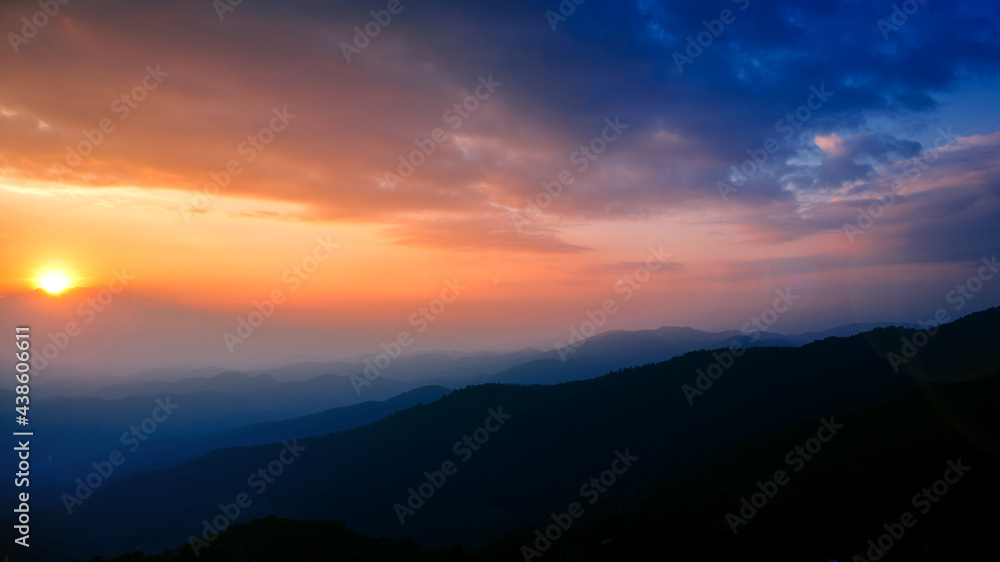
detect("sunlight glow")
(38, 273), (71, 294)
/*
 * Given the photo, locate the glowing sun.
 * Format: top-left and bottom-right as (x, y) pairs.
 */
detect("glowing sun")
(38, 273), (71, 294)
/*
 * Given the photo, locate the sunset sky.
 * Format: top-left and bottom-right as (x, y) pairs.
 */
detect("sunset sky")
(1, 0), (999, 363)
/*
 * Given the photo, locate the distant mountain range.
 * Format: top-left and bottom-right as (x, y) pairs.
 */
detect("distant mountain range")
(237, 322), (919, 385)
(26, 320), (919, 399)
(0, 285), (920, 396)
(0, 310), (921, 531)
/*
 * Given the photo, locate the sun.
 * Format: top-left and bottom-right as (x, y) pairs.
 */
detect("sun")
(38, 273), (71, 294)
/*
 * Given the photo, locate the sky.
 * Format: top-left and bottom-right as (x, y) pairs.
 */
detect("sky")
(1, 0), (999, 366)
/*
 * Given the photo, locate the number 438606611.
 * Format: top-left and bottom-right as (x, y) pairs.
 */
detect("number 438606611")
(14, 327), (30, 423)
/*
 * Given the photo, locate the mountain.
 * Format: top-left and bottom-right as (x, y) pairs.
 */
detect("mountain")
(89, 377), (1000, 561)
(92, 516), (486, 561)
(244, 349), (550, 383)
(0, 285), (923, 398)
(782, 321), (922, 344)
(480, 376), (1000, 561)
(18, 317), (909, 400)
(10, 386), (452, 507)
(72, 370), (285, 400)
(21, 307), (999, 561)
(473, 326), (798, 386)
(0, 372), (417, 504)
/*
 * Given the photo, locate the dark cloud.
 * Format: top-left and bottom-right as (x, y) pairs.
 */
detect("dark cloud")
(802, 132), (926, 188)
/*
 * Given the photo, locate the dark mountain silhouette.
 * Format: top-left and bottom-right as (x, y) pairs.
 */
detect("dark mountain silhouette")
(19, 307), (997, 561)
(91, 516), (484, 561)
(86, 377), (1000, 561)
(473, 322), (916, 386)
(483, 377), (999, 561)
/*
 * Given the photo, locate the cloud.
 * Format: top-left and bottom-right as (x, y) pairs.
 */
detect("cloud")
(730, 131), (1000, 264)
(380, 216), (592, 254)
(0, 0), (998, 254)
(801, 132), (925, 189)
